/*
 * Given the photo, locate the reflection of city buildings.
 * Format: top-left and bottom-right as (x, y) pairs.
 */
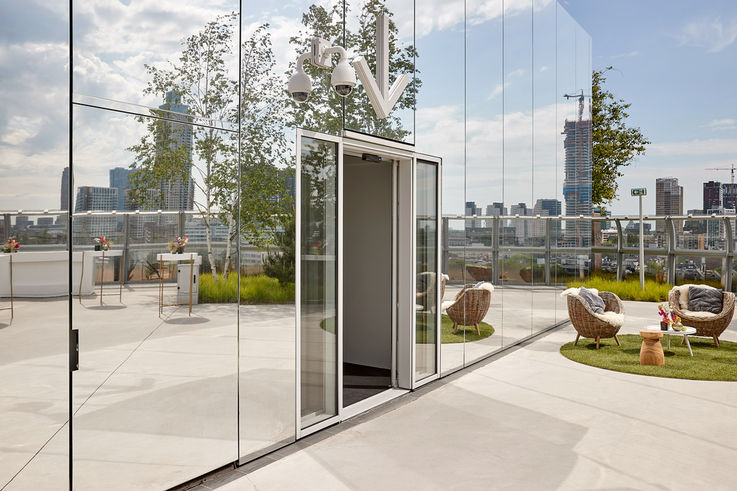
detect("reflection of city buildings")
(110, 167), (133, 211)
(464, 201), (482, 230)
(74, 186), (119, 237)
(562, 118), (592, 247)
(184, 218), (230, 243)
(655, 177), (683, 234)
(534, 199), (561, 242)
(722, 183), (737, 210)
(60, 167), (69, 211)
(158, 91), (194, 211)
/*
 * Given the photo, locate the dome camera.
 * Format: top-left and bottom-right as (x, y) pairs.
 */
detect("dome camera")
(331, 59), (356, 97)
(288, 71), (312, 103)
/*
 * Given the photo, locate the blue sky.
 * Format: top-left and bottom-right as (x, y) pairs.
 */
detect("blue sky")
(564, 0), (737, 215)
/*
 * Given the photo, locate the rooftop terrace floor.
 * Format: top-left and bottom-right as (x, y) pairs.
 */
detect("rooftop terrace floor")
(193, 300), (737, 491)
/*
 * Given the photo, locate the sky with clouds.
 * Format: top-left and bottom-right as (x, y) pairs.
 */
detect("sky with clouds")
(563, 0), (737, 215)
(1, 0), (734, 219)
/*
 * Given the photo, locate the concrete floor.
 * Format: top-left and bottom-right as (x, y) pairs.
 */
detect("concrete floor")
(5, 283), (737, 490)
(191, 301), (737, 491)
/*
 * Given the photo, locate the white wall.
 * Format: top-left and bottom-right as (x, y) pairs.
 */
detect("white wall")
(343, 155), (393, 370)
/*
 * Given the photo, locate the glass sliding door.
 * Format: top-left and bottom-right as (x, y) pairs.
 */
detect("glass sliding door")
(297, 130), (341, 433)
(415, 158), (440, 383)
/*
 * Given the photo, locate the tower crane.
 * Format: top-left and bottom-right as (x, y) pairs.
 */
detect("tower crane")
(563, 90), (591, 122)
(706, 163), (736, 186)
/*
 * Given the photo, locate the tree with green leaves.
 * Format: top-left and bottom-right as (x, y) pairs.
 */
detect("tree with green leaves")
(128, 14), (290, 281)
(592, 66), (650, 206)
(288, 0), (420, 140)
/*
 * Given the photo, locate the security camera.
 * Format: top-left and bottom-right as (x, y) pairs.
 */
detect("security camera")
(330, 58), (356, 97)
(288, 70), (312, 103)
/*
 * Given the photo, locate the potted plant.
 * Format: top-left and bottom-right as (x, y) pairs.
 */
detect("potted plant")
(168, 236), (188, 254)
(2, 237), (20, 253)
(94, 236), (111, 251)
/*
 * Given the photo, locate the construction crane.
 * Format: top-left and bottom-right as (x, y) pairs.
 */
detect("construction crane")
(706, 163), (737, 186)
(563, 90), (591, 122)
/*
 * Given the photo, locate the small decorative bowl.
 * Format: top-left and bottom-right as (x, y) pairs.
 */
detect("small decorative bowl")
(672, 324), (684, 331)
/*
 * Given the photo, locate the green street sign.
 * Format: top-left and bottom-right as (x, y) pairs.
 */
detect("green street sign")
(631, 188), (647, 196)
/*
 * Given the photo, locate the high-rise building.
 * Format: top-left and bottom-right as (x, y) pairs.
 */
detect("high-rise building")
(562, 118), (592, 247)
(465, 201), (482, 229)
(109, 167), (133, 211)
(74, 186), (119, 237)
(510, 202), (531, 242)
(158, 91), (194, 211)
(60, 167), (69, 211)
(533, 199), (562, 241)
(722, 183), (737, 210)
(484, 202), (507, 228)
(703, 181), (721, 213)
(655, 177), (683, 233)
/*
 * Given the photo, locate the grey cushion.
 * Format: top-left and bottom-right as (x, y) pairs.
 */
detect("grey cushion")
(579, 287), (606, 314)
(687, 287), (723, 314)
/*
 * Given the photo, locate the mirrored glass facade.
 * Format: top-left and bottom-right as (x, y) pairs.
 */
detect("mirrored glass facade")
(1, 1), (593, 488)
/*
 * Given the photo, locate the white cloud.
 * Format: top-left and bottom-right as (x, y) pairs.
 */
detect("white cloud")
(705, 119), (737, 131)
(649, 138), (737, 156)
(678, 16), (737, 53)
(610, 50), (639, 59)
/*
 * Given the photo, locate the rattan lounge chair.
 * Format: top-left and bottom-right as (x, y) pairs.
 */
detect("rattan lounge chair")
(416, 273), (448, 311)
(566, 290), (624, 349)
(668, 287), (735, 347)
(445, 283), (493, 335)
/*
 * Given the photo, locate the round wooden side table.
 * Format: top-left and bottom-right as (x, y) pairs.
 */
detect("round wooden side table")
(639, 330), (664, 366)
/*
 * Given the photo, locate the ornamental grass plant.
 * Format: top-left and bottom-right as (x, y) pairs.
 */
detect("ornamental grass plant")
(199, 273), (294, 304)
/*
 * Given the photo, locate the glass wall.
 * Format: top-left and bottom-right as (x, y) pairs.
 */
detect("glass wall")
(1, 0), (592, 488)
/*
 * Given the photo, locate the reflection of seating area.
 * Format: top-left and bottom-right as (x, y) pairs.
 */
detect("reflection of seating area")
(466, 264), (492, 282)
(668, 285), (735, 347)
(564, 288), (624, 349)
(444, 282), (493, 335)
(416, 272), (448, 312)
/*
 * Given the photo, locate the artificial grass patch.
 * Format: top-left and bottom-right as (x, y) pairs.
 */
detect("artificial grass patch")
(560, 334), (737, 381)
(320, 314), (494, 344)
(417, 313), (494, 344)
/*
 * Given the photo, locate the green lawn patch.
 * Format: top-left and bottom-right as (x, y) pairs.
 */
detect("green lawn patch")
(567, 277), (671, 302)
(560, 334), (737, 381)
(199, 273), (295, 304)
(320, 314), (494, 344)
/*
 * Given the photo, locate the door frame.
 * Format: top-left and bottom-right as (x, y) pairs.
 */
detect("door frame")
(295, 128), (343, 439)
(295, 129), (442, 438)
(411, 153), (443, 389)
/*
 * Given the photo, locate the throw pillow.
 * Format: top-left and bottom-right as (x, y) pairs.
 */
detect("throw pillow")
(579, 286), (606, 314)
(687, 287), (723, 314)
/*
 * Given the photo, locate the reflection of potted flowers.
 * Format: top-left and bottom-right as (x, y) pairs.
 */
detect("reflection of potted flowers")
(2, 237), (20, 253)
(169, 236), (188, 254)
(94, 236), (111, 251)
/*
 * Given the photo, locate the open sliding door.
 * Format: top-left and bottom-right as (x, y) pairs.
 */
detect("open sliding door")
(413, 155), (442, 388)
(296, 129), (342, 437)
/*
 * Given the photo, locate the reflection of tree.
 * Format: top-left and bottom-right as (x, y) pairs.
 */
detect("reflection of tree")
(300, 139), (337, 257)
(128, 14), (291, 281)
(289, 0), (420, 140)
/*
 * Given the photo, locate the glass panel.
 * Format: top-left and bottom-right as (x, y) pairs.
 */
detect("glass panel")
(71, 105), (238, 488)
(299, 136), (338, 429)
(464, 0), (504, 366)
(415, 160), (438, 381)
(0, 1), (69, 487)
(503, 0), (533, 343)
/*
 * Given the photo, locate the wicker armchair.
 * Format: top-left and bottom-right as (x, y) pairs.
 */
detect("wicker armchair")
(416, 273), (448, 311)
(668, 288), (735, 347)
(446, 283), (492, 335)
(567, 291), (624, 349)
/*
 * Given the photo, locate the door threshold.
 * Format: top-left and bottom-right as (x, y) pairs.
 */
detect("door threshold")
(341, 387), (409, 420)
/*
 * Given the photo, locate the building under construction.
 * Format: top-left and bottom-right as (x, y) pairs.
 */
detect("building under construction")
(562, 118), (593, 247)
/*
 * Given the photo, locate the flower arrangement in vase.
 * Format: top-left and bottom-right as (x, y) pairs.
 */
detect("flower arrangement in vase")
(657, 303), (682, 330)
(2, 237), (20, 253)
(94, 236), (111, 251)
(168, 236), (188, 254)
